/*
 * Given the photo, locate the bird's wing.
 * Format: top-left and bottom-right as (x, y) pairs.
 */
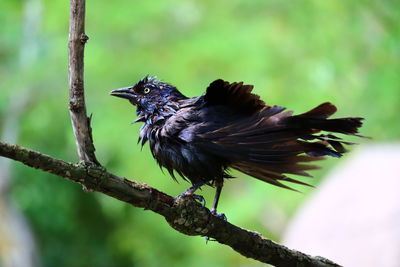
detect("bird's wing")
(193, 102), (363, 190)
(203, 79), (266, 115)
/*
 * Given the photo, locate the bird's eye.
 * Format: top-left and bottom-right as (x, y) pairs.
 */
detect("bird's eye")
(143, 87), (151, 94)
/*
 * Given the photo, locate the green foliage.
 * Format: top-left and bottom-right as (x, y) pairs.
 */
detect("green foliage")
(1, 0), (399, 266)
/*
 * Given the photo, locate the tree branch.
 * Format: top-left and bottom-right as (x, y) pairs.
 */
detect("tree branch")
(0, 141), (340, 267)
(68, 0), (98, 164)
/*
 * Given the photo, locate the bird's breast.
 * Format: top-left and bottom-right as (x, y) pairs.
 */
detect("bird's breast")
(146, 128), (225, 184)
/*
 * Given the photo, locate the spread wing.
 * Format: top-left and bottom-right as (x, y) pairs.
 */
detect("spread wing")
(204, 79), (266, 114)
(194, 80), (364, 190)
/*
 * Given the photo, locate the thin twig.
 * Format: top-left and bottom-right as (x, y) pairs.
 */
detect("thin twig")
(68, 0), (98, 164)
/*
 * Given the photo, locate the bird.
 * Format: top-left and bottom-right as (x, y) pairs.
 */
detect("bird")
(110, 76), (364, 216)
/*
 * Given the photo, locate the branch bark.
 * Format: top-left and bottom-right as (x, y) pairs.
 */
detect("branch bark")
(0, 141), (340, 267)
(68, 0), (98, 164)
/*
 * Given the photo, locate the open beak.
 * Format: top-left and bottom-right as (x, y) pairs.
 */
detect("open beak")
(110, 87), (137, 101)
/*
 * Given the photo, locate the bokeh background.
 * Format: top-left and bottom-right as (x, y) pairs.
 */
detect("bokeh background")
(0, 0), (399, 266)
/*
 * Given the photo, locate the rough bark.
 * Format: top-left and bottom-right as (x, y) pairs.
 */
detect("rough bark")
(0, 141), (340, 267)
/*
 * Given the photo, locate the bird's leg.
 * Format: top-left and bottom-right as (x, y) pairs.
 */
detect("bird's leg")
(178, 182), (206, 207)
(182, 182), (204, 196)
(210, 180), (225, 218)
(206, 180), (227, 243)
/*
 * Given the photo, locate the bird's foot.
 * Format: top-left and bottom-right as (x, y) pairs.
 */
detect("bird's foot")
(177, 182), (207, 207)
(176, 192), (206, 207)
(211, 208), (227, 221)
(205, 209), (228, 243)
(192, 194), (207, 207)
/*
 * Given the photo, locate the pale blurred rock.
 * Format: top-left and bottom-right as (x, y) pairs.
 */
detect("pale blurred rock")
(0, 201), (38, 267)
(283, 144), (400, 267)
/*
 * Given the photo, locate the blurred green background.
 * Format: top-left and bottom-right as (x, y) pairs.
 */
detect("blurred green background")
(0, 0), (399, 266)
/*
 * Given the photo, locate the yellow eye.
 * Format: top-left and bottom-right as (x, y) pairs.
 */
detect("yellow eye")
(143, 87), (151, 94)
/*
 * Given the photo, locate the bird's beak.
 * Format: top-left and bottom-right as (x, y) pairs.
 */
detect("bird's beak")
(110, 87), (137, 101)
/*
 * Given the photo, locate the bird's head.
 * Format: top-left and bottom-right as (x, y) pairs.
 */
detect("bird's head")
(110, 76), (186, 118)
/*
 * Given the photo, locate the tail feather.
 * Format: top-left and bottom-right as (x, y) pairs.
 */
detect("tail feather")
(196, 102), (365, 189)
(232, 162), (313, 191)
(288, 102), (364, 136)
(296, 102), (337, 119)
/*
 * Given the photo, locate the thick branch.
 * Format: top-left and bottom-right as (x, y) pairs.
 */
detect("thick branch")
(0, 141), (340, 267)
(68, 0), (98, 164)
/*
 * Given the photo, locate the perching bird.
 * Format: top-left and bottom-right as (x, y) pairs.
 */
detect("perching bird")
(111, 76), (364, 215)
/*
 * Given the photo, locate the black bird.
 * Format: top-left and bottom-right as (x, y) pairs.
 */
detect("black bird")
(111, 76), (364, 215)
